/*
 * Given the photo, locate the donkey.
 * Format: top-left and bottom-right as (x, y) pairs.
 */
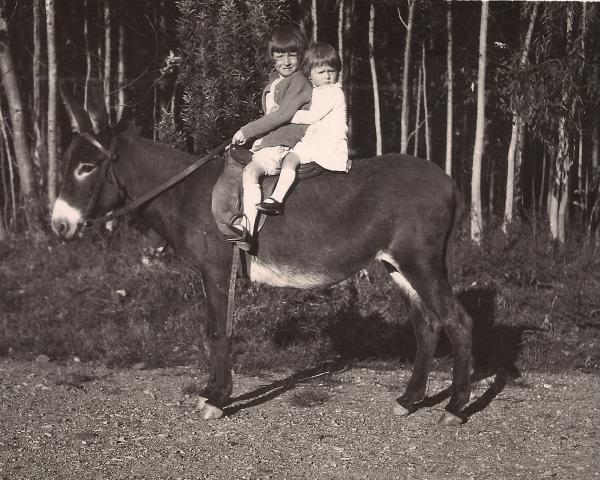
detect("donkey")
(51, 89), (472, 425)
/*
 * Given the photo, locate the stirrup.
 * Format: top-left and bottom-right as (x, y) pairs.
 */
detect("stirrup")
(225, 214), (253, 249)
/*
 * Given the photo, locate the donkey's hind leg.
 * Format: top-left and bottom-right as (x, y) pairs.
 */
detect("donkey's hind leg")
(380, 259), (442, 416)
(399, 259), (472, 424)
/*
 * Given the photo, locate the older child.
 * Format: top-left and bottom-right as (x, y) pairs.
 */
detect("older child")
(228, 24), (312, 247)
(257, 42), (349, 216)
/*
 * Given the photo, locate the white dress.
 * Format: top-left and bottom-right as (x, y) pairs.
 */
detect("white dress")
(291, 83), (349, 172)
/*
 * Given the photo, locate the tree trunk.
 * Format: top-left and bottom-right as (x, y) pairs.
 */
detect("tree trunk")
(413, 51), (422, 157)
(0, 15), (43, 236)
(551, 5), (574, 244)
(445, 3), (454, 176)
(117, 12), (125, 122)
(338, 0), (343, 70)
(33, 0), (44, 193)
(46, 0), (58, 212)
(0, 117), (17, 230)
(104, 0), (112, 124)
(369, 1), (382, 155)
(502, 1), (538, 234)
(311, 0), (317, 42)
(399, 0), (415, 154)
(83, 0), (92, 109)
(342, 0), (355, 150)
(422, 43), (431, 161)
(470, 0), (489, 245)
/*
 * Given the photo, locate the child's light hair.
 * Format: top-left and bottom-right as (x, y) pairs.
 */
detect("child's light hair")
(267, 24), (308, 60)
(301, 42), (341, 77)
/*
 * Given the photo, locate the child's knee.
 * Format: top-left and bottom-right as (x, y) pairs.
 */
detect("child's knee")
(243, 162), (261, 183)
(283, 152), (301, 169)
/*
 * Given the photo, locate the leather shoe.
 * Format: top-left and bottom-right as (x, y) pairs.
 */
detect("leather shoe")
(257, 198), (284, 216)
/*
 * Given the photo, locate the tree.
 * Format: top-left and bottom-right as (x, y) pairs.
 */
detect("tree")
(399, 0), (415, 154)
(0, 8), (43, 236)
(46, 0), (58, 211)
(471, 1), (489, 244)
(502, 2), (538, 234)
(369, 1), (382, 155)
(33, 0), (45, 195)
(175, 0), (289, 153)
(445, 3), (453, 176)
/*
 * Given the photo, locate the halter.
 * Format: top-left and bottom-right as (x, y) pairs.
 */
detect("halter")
(79, 132), (121, 231)
(77, 132), (230, 231)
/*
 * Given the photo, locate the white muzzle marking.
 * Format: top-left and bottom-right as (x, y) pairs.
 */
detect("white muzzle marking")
(51, 198), (83, 239)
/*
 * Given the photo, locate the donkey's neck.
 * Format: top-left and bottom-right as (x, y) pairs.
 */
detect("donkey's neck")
(114, 133), (221, 248)
(116, 134), (198, 196)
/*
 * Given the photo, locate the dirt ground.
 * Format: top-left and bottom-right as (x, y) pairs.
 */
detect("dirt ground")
(0, 359), (598, 480)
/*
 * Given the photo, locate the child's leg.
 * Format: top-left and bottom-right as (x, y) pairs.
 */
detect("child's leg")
(270, 152), (301, 203)
(241, 161), (265, 235)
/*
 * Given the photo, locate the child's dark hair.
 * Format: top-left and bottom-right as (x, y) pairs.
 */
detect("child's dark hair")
(267, 24), (308, 59)
(300, 42), (341, 77)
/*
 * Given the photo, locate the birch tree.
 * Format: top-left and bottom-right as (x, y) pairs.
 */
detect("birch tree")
(445, 3), (454, 176)
(471, 1), (489, 244)
(399, 0), (415, 154)
(33, 0), (44, 191)
(311, 0), (317, 42)
(502, 2), (538, 234)
(0, 9), (43, 236)
(422, 42), (431, 161)
(103, 0), (112, 123)
(46, 0), (58, 210)
(117, 11), (125, 122)
(369, 1), (382, 155)
(342, 0), (355, 148)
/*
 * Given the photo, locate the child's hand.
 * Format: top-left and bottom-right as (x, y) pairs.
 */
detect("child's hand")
(232, 130), (246, 145)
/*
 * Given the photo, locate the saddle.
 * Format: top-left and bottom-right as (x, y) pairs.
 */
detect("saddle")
(211, 145), (325, 238)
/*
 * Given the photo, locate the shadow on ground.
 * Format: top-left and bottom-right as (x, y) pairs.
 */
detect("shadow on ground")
(227, 285), (531, 419)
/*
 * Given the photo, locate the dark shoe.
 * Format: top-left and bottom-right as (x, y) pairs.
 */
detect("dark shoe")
(257, 198), (284, 216)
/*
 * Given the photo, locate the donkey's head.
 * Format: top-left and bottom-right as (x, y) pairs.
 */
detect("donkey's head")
(51, 84), (124, 240)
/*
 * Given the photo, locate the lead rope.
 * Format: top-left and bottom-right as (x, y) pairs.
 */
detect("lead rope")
(226, 245), (240, 338)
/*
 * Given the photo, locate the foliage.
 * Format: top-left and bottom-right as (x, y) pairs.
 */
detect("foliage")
(495, 3), (599, 147)
(1, 221), (599, 373)
(174, 0), (290, 152)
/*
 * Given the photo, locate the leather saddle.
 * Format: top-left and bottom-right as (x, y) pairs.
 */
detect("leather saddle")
(211, 145), (325, 238)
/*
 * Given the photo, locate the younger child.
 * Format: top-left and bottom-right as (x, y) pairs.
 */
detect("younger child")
(228, 24), (312, 247)
(257, 42), (349, 216)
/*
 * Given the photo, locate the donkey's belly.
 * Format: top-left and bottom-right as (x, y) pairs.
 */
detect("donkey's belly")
(248, 257), (345, 288)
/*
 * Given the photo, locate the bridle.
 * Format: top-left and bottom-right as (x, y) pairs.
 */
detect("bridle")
(76, 132), (230, 232)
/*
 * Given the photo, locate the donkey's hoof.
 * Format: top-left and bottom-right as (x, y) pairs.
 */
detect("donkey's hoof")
(437, 411), (463, 426)
(200, 403), (224, 420)
(393, 404), (410, 416)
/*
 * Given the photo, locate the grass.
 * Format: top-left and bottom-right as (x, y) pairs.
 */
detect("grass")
(1, 219), (599, 376)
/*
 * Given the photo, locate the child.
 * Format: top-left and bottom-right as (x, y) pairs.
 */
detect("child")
(228, 24), (312, 247)
(256, 42), (349, 216)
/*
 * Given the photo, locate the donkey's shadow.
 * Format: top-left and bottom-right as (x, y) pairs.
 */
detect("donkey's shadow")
(224, 285), (527, 421)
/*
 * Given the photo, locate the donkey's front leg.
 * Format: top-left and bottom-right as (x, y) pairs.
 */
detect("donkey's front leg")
(198, 268), (233, 420)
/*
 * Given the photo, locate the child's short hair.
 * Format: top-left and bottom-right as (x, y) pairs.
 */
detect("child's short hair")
(301, 42), (342, 77)
(267, 24), (307, 59)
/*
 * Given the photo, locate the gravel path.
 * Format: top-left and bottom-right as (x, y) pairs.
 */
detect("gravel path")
(1, 359), (598, 479)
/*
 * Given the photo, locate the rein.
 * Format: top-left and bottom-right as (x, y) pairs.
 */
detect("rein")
(79, 135), (230, 230)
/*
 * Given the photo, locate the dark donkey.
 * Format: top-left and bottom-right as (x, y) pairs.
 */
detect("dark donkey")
(51, 89), (472, 425)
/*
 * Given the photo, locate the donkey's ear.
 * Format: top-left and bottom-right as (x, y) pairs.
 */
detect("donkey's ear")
(86, 79), (110, 134)
(59, 82), (94, 134)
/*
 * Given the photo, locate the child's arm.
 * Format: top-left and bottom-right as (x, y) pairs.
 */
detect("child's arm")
(291, 86), (342, 125)
(240, 73), (312, 141)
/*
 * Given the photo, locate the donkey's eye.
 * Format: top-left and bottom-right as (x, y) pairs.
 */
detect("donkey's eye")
(75, 163), (97, 177)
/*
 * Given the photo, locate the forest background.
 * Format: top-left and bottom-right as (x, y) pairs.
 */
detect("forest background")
(0, 1), (599, 374)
